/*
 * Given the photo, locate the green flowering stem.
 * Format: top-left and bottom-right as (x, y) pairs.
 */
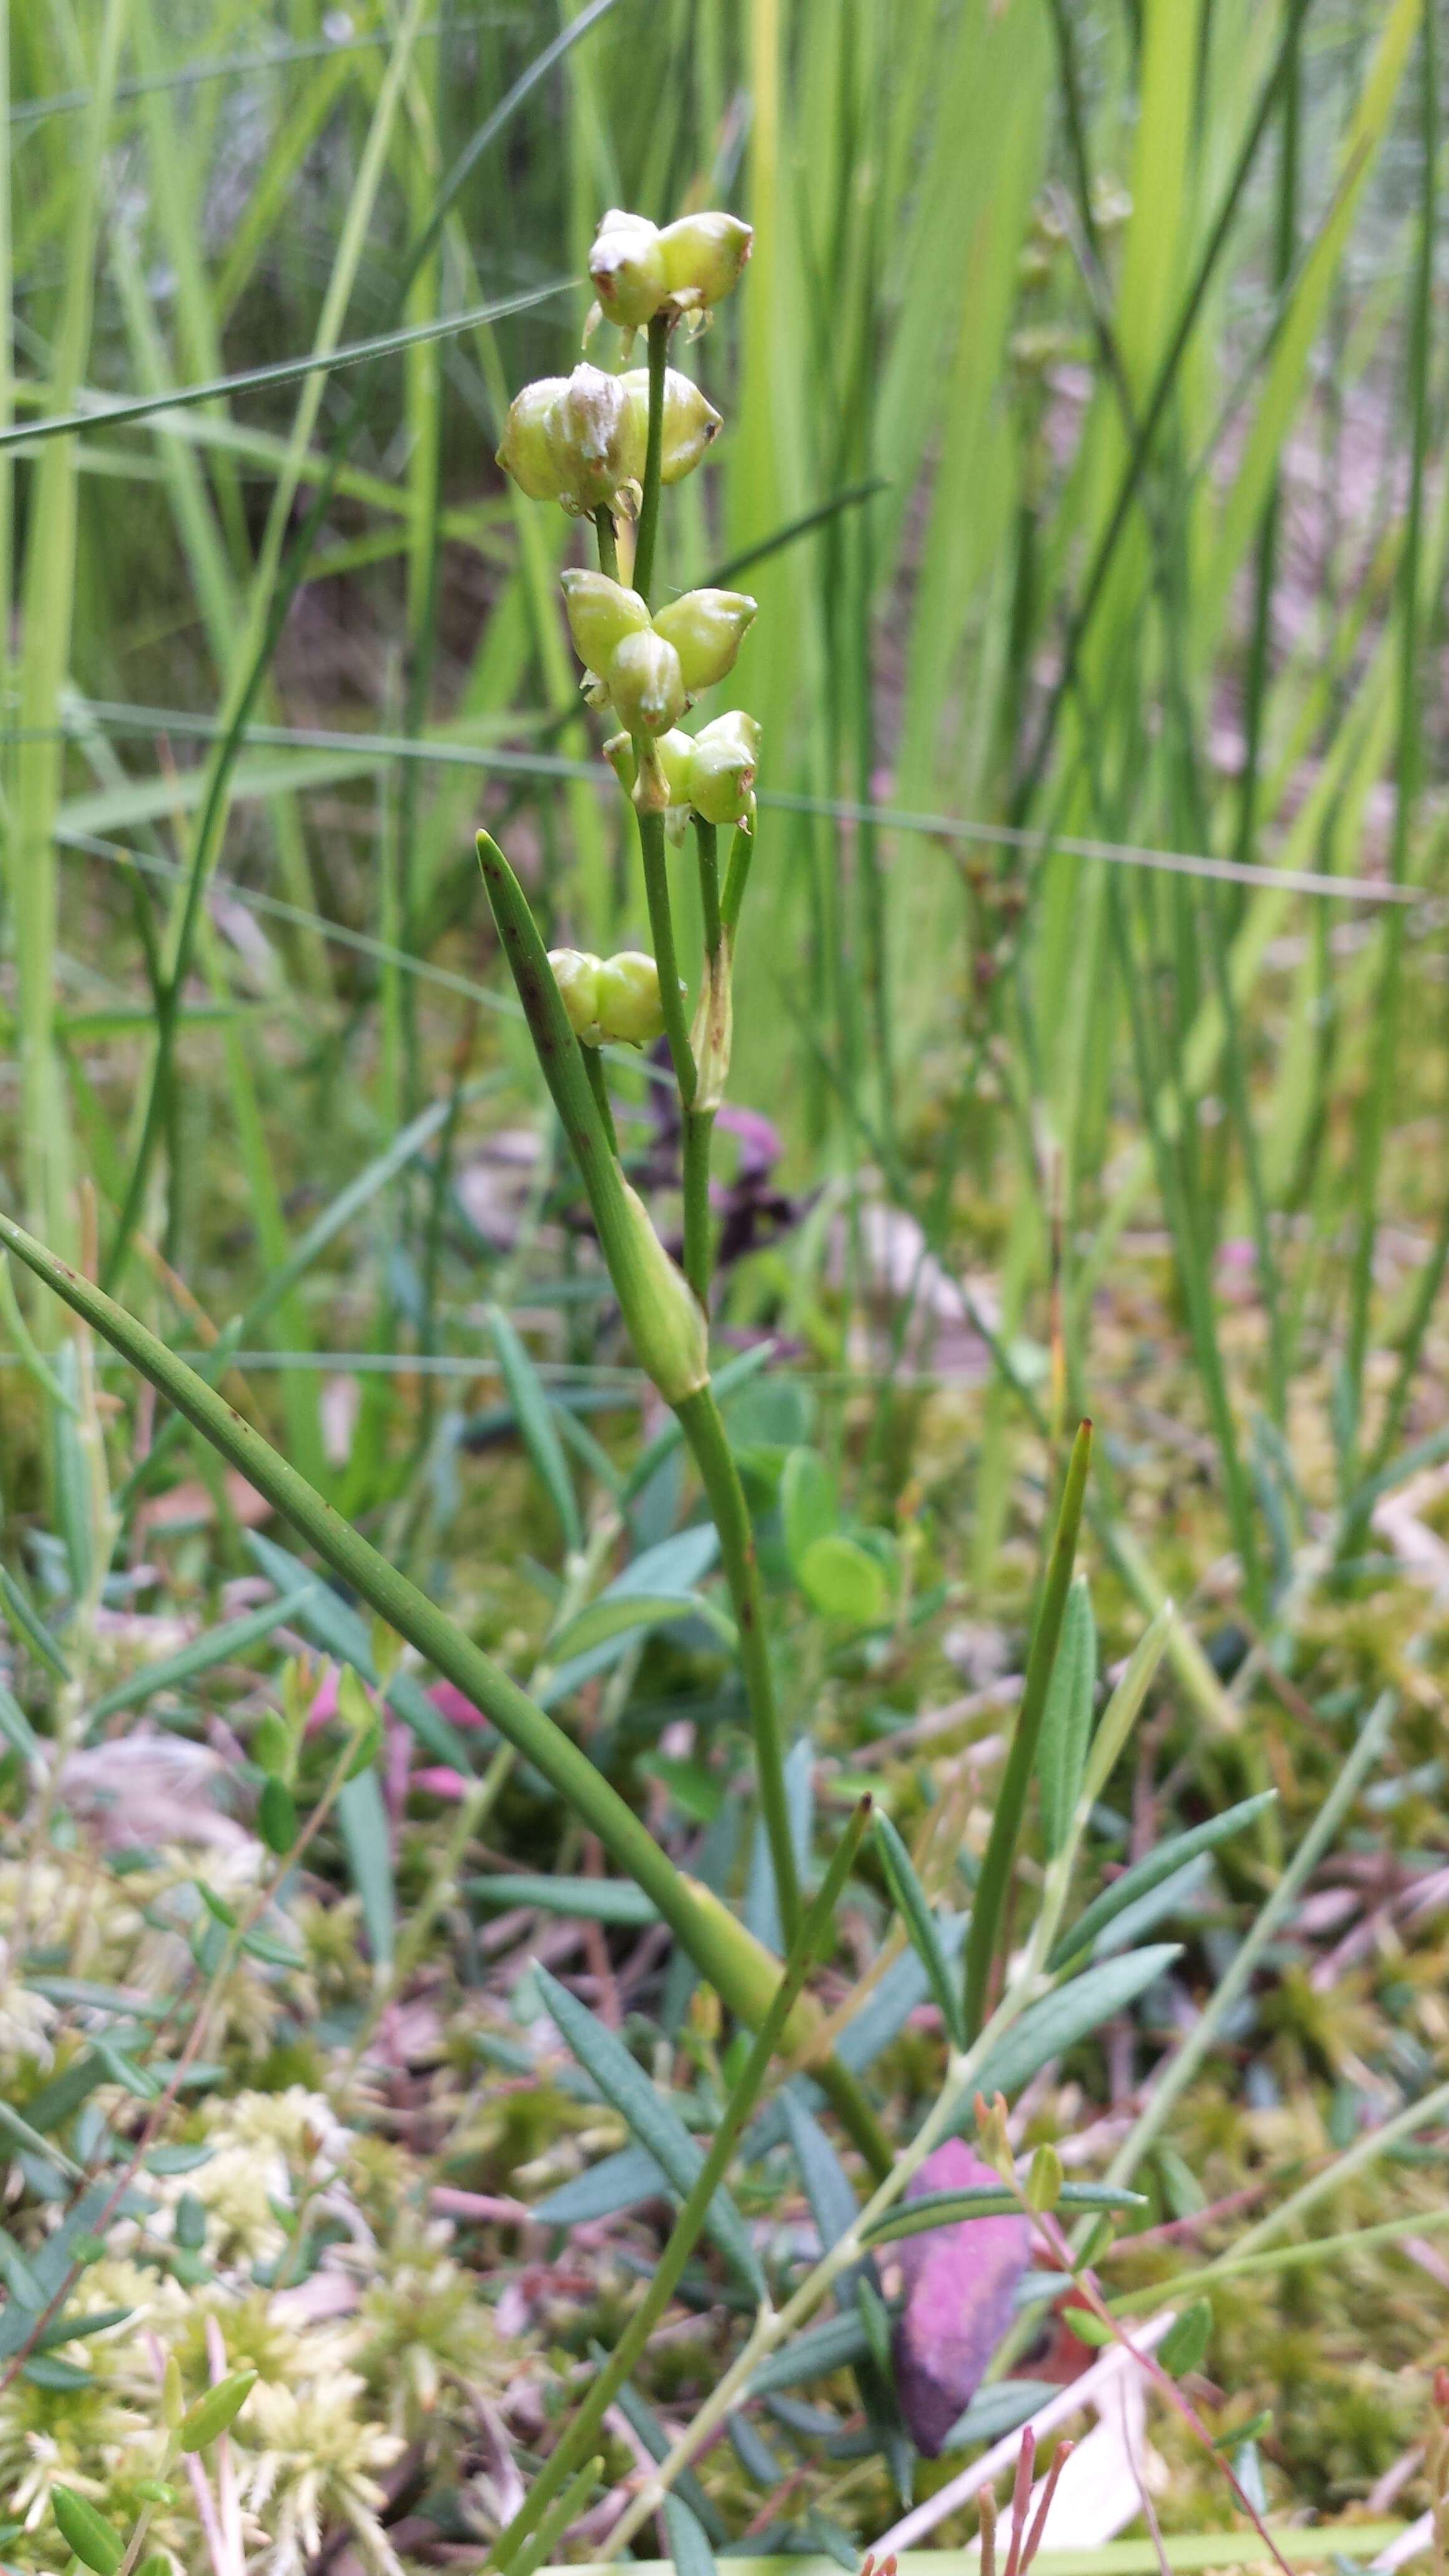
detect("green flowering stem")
(489, 1800), (871, 2576)
(635, 794), (697, 1104)
(582, 1043), (618, 1155)
(720, 820), (756, 939)
(632, 310), (670, 603)
(682, 1113), (714, 1306)
(676, 1380), (801, 1946)
(592, 500), (619, 583)
(681, 817), (724, 1304)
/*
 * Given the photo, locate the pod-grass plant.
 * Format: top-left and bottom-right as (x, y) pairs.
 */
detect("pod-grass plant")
(483, 200), (801, 1948)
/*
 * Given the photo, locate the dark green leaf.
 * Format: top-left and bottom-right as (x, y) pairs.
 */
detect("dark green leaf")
(872, 1812), (965, 2047)
(1037, 1576), (1096, 1856)
(1048, 1792), (1277, 1969)
(535, 1966), (763, 2300)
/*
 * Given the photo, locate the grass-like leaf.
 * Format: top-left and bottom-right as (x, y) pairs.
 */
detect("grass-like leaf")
(1049, 1790), (1279, 1972)
(534, 1964), (764, 2301)
(872, 1812), (966, 2048)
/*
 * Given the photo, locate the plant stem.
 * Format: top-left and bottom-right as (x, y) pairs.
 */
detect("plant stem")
(489, 1802), (871, 2575)
(582, 1043), (618, 1154)
(683, 818), (723, 1304)
(0, 1203), (895, 2175)
(720, 820), (756, 939)
(592, 499), (618, 581)
(682, 1111), (714, 1307)
(635, 796), (696, 1103)
(632, 310), (669, 603)
(676, 1380), (801, 1946)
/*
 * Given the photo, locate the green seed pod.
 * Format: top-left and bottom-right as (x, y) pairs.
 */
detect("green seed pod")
(546, 364), (645, 514)
(560, 570), (651, 680)
(620, 367), (721, 484)
(178, 2368), (258, 2454)
(588, 207), (668, 330)
(595, 951), (665, 1048)
(652, 587), (756, 694)
(133, 2483), (176, 2509)
(605, 726), (695, 815)
(657, 212), (753, 311)
(135, 2555), (173, 2576)
(686, 710), (760, 827)
(495, 376), (568, 500)
(258, 1774), (297, 1855)
(606, 628), (686, 736)
(51, 2488), (124, 2576)
(548, 947), (605, 1046)
(613, 1183), (710, 1403)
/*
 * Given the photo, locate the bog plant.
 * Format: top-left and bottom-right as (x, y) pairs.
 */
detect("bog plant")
(0, 168), (1442, 2576)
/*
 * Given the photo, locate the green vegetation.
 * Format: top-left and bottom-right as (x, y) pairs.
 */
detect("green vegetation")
(2, 6), (1448, 2575)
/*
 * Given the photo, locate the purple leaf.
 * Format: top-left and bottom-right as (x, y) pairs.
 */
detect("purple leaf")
(890, 2141), (1030, 2456)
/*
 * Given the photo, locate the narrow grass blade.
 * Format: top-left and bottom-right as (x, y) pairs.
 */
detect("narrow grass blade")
(487, 1304), (582, 1554)
(1049, 1789), (1278, 1971)
(872, 1810), (965, 2047)
(534, 1963), (763, 2301)
(86, 1584), (317, 1722)
(964, 1420), (1093, 2039)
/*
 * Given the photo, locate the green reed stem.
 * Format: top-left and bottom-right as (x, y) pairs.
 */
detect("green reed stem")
(582, 1043), (618, 1154)
(489, 1799), (871, 2575)
(632, 311), (669, 603)
(676, 1380), (801, 1946)
(593, 499), (619, 582)
(683, 817), (723, 1305)
(720, 820), (755, 939)
(636, 796), (697, 1104)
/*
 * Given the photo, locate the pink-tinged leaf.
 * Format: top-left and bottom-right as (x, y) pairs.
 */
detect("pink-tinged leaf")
(891, 2141), (1030, 2456)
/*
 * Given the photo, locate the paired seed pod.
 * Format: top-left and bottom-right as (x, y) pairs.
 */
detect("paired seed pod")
(497, 364), (721, 515)
(560, 572), (756, 734)
(605, 710), (761, 836)
(588, 207), (753, 333)
(549, 947), (669, 1049)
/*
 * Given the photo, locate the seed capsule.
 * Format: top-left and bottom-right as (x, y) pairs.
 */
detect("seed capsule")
(686, 710), (760, 827)
(560, 570), (651, 677)
(547, 364), (643, 511)
(607, 629), (686, 736)
(658, 212), (753, 311)
(497, 368), (645, 515)
(620, 368), (721, 483)
(495, 376), (568, 499)
(651, 588), (756, 694)
(588, 208), (669, 329)
(549, 948), (605, 1045)
(595, 952), (665, 1047)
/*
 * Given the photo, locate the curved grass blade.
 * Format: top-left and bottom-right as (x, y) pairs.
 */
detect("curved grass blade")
(872, 1811), (965, 2047)
(1049, 1789), (1278, 1971)
(487, 1303), (582, 1555)
(964, 1420), (1093, 2039)
(534, 1963), (762, 2301)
